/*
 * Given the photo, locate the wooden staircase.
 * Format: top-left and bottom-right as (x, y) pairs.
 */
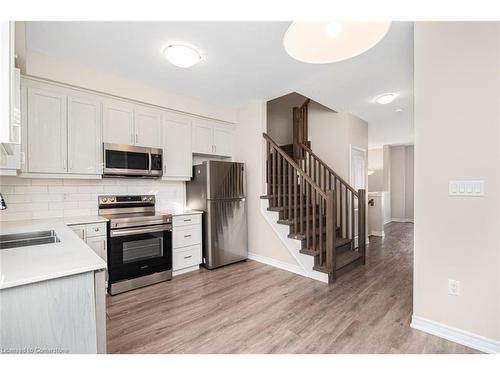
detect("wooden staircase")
(261, 131), (366, 283)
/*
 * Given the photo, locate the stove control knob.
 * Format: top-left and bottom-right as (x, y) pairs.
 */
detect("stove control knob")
(101, 197), (108, 203)
(149, 197), (154, 202)
(110, 197), (116, 203)
(142, 196), (148, 201)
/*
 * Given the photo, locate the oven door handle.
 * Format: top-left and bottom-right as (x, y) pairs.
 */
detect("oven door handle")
(110, 224), (171, 238)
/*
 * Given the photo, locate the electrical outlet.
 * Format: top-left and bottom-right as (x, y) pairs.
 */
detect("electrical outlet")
(448, 279), (460, 296)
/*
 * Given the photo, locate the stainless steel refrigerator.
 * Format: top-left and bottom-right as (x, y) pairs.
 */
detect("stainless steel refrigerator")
(186, 160), (248, 269)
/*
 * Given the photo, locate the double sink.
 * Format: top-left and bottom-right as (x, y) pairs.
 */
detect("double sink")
(0, 230), (60, 250)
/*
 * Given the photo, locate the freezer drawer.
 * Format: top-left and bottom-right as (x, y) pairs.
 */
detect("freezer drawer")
(205, 198), (248, 269)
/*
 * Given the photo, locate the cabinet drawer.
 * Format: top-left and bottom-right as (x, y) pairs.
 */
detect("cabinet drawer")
(173, 214), (201, 227)
(173, 245), (202, 271)
(173, 225), (201, 248)
(86, 222), (106, 238)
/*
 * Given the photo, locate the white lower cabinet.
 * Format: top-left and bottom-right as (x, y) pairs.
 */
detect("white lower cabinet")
(69, 222), (108, 287)
(172, 213), (202, 275)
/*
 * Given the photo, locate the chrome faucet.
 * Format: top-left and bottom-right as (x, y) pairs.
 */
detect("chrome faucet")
(0, 193), (7, 210)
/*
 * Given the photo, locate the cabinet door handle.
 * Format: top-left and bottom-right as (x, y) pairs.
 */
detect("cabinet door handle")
(69, 159), (73, 170)
(135, 133), (138, 144)
(63, 159), (67, 170)
(131, 133), (134, 144)
(184, 234), (192, 238)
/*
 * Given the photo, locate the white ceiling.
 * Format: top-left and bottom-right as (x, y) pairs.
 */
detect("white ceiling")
(25, 21), (414, 147)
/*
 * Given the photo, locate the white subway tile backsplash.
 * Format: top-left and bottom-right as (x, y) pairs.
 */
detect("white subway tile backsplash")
(14, 185), (48, 194)
(49, 201), (78, 210)
(0, 186), (15, 194)
(68, 193), (91, 201)
(2, 194), (32, 203)
(0, 177), (185, 222)
(77, 185), (104, 193)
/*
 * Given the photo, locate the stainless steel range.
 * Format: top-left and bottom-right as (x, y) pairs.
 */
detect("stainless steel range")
(98, 195), (172, 295)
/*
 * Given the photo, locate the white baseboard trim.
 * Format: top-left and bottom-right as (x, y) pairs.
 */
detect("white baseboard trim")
(248, 252), (309, 278)
(173, 265), (200, 277)
(390, 217), (414, 223)
(383, 219), (392, 225)
(370, 230), (385, 237)
(410, 315), (500, 354)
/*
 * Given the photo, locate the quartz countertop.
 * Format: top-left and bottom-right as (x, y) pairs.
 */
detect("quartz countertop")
(0, 217), (108, 290)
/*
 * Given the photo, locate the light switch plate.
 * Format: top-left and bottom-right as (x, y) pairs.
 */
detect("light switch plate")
(449, 180), (484, 196)
(448, 279), (460, 296)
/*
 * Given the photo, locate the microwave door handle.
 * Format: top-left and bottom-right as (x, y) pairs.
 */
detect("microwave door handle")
(148, 151), (152, 175)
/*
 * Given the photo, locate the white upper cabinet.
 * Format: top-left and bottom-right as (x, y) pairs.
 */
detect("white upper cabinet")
(134, 106), (162, 148)
(102, 100), (134, 145)
(192, 122), (213, 154)
(192, 120), (233, 156)
(68, 95), (102, 174)
(26, 87), (67, 173)
(0, 22), (19, 145)
(163, 114), (192, 180)
(103, 100), (161, 148)
(213, 126), (232, 157)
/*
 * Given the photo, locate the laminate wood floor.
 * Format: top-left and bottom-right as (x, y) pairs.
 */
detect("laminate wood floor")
(106, 222), (478, 354)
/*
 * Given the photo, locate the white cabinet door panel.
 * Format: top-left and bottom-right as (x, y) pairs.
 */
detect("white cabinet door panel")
(164, 117), (192, 179)
(27, 87), (67, 173)
(213, 126), (232, 157)
(102, 100), (134, 145)
(68, 96), (102, 174)
(192, 122), (213, 154)
(134, 107), (162, 148)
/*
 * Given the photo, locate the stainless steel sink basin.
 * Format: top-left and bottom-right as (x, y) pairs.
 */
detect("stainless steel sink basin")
(0, 230), (60, 249)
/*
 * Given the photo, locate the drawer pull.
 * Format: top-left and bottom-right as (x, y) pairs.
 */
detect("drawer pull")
(183, 219), (192, 222)
(184, 255), (192, 259)
(184, 234), (192, 238)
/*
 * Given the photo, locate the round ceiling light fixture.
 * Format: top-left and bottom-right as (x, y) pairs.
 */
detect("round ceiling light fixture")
(374, 93), (397, 104)
(162, 44), (201, 68)
(283, 21), (391, 64)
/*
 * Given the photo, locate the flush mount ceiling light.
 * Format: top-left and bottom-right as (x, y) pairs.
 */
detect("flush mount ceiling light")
(162, 44), (201, 68)
(374, 93), (397, 104)
(283, 21), (391, 64)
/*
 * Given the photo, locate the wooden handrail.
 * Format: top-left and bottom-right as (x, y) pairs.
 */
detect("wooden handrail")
(298, 142), (358, 197)
(263, 133), (327, 200)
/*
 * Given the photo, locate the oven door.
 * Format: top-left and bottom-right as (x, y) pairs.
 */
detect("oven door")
(103, 143), (151, 176)
(108, 224), (172, 284)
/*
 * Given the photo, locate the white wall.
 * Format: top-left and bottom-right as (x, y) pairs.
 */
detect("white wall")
(0, 177), (184, 222)
(308, 102), (368, 182)
(233, 100), (298, 265)
(266, 92), (308, 145)
(22, 50), (236, 124)
(414, 22), (500, 342)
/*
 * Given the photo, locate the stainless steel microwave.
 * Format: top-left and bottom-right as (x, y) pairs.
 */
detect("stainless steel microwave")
(103, 143), (163, 178)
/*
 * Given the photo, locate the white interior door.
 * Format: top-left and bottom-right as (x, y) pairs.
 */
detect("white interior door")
(350, 146), (367, 190)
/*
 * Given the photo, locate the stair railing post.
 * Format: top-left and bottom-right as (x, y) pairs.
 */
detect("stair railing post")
(358, 189), (366, 264)
(326, 189), (337, 283)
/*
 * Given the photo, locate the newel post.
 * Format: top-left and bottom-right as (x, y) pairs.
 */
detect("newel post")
(326, 189), (337, 283)
(358, 189), (366, 264)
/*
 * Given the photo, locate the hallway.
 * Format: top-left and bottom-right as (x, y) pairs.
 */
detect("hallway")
(106, 222), (477, 354)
